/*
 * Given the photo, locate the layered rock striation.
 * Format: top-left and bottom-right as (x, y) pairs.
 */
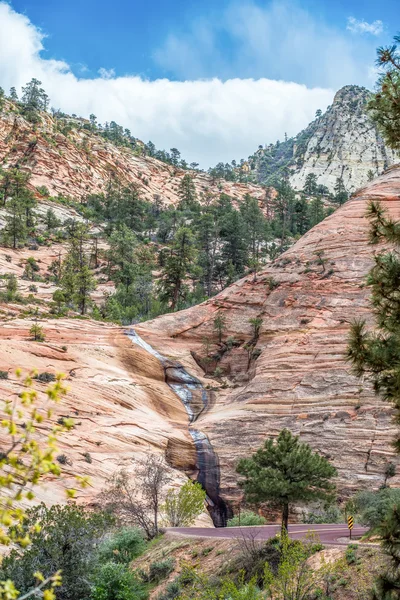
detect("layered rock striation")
(137, 166), (400, 508)
(0, 103), (264, 205)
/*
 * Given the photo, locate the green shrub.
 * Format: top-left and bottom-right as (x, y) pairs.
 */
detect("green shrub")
(0, 370), (8, 379)
(56, 454), (70, 465)
(157, 580), (181, 600)
(83, 452), (92, 464)
(354, 488), (400, 529)
(98, 528), (146, 564)
(345, 546), (358, 564)
(34, 372), (56, 383)
(91, 562), (147, 600)
(302, 505), (341, 524)
(227, 511), (266, 527)
(148, 558), (175, 583)
(0, 504), (113, 600)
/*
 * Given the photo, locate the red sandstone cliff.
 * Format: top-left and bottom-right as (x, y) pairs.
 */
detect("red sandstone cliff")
(137, 165), (400, 505)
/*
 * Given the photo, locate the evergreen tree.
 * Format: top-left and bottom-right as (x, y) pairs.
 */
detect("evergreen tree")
(294, 196), (310, 235)
(21, 79), (49, 122)
(158, 226), (197, 310)
(368, 35), (400, 150)
(9, 87), (18, 102)
(347, 201), (400, 599)
(220, 209), (248, 280)
(2, 196), (27, 249)
(0, 169), (35, 248)
(272, 180), (296, 250)
(240, 194), (266, 263)
(236, 429), (337, 531)
(303, 173), (318, 195)
(308, 196), (325, 228)
(178, 174), (198, 210)
(213, 312), (227, 343)
(334, 177), (348, 205)
(196, 206), (219, 297)
(59, 224), (96, 315)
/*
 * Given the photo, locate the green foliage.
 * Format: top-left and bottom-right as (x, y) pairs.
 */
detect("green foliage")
(237, 429), (337, 530)
(263, 535), (318, 600)
(158, 226), (198, 311)
(97, 528), (146, 565)
(353, 488), (400, 530)
(347, 201), (400, 451)
(147, 558), (175, 583)
(302, 505), (341, 524)
(162, 480), (206, 527)
(29, 323), (45, 342)
(227, 510), (266, 527)
(213, 312), (227, 344)
(56, 223), (96, 315)
(34, 372), (56, 383)
(368, 35), (400, 151)
(156, 579), (181, 600)
(178, 174), (198, 210)
(0, 371), (8, 380)
(90, 562), (148, 600)
(0, 504), (112, 600)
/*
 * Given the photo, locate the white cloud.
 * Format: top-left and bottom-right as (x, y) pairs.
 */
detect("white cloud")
(347, 17), (383, 36)
(154, 0), (378, 89)
(98, 67), (116, 79)
(0, 1), (335, 167)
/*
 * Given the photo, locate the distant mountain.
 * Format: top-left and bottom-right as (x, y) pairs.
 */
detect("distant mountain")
(247, 85), (400, 193)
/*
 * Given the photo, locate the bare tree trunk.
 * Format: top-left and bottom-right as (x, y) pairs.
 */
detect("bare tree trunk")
(282, 502), (289, 533)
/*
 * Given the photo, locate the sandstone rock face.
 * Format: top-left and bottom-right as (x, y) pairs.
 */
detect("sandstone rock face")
(137, 165), (400, 509)
(289, 86), (400, 193)
(0, 318), (198, 505)
(0, 103), (264, 205)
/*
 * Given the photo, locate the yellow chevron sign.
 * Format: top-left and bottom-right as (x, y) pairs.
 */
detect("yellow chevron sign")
(347, 515), (354, 530)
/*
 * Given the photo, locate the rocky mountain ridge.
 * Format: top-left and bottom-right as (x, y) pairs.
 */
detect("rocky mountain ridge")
(0, 100), (265, 205)
(249, 85), (400, 194)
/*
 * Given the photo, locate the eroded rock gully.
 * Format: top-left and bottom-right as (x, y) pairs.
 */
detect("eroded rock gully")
(127, 329), (228, 526)
(136, 166), (400, 508)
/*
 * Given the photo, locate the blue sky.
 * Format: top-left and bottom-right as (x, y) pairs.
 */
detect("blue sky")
(0, 1), (397, 166)
(10, 0), (395, 82)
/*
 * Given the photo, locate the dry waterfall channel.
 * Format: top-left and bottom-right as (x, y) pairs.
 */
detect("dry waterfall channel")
(126, 329), (228, 526)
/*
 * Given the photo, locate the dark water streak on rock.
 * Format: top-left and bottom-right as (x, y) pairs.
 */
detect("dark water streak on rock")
(126, 329), (228, 526)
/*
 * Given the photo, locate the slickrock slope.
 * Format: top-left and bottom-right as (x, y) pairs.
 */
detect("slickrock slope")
(0, 103), (264, 205)
(0, 318), (198, 505)
(137, 166), (400, 508)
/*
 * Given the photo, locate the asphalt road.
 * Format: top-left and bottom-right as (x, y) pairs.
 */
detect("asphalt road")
(167, 524), (368, 545)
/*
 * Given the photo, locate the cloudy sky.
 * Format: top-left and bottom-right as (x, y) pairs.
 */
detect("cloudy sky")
(0, 0), (395, 167)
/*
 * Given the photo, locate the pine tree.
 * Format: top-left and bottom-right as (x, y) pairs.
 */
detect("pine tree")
(368, 35), (400, 151)
(347, 201), (400, 599)
(347, 201), (400, 451)
(59, 224), (96, 315)
(178, 174), (197, 210)
(236, 429), (337, 531)
(158, 226), (197, 311)
(213, 312), (227, 344)
(220, 209), (248, 280)
(334, 177), (348, 205)
(303, 173), (318, 195)
(196, 207), (219, 297)
(240, 194), (266, 263)
(2, 196), (27, 248)
(9, 87), (18, 102)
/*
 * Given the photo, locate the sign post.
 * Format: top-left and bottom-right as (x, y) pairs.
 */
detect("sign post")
(347, 515), (354, 540)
